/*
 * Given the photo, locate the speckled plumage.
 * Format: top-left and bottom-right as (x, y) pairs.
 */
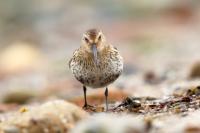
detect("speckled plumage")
(69, 45), (123, 88)
(69, 29), (123, 111)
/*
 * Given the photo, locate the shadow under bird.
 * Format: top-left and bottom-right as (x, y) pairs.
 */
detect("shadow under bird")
(69, 29), (123, 111)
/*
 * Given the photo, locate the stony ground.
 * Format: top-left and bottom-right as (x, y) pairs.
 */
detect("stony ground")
(1, 1), (200, 133)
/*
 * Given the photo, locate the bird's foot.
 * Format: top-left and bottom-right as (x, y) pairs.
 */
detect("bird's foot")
(82, 104), (95, 110)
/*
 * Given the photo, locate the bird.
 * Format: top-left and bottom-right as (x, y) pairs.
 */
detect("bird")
(69, 28), (123, 111)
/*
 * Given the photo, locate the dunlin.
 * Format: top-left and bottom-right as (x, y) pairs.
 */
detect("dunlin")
(69, 29), (123, 111)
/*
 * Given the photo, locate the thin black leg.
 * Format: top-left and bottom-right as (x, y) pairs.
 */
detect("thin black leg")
(105, 87), (108, 111)
(83, 86), (87, 107)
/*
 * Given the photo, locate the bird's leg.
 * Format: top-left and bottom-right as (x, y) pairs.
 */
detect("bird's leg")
(83, 86), (93, 109)
(105, 87), (108, 111)
(83, 86), (88, 108)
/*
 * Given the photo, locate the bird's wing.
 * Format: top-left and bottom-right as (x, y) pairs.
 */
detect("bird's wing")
(68, 48), (80, 69)
(68, 58), (73, 69)
(113, 46), (118, 50)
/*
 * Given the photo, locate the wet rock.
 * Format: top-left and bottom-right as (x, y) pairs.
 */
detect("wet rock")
(0, 100), (88, 133)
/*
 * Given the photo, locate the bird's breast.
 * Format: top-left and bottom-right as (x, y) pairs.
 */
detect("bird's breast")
(70, 50), (123, 88)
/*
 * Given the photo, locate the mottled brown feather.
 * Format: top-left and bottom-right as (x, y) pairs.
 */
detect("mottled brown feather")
(69, 29), (123, 88)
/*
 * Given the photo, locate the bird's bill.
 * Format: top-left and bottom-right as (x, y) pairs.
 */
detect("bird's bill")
(91, 44), (98, 65)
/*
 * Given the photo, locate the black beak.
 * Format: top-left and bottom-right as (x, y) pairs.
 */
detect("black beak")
(91, 44), (98, 66)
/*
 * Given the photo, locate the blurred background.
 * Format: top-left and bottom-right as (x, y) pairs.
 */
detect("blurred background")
(0, 0), (200, 105)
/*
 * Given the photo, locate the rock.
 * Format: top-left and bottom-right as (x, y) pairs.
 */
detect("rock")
(0, 42), (42, 74)
(152, 110), (200, 133)
(144, 70), (164, 84)
(185, 86), (200, 96)
(70, 113), (147, 133)
(0, 100), (88, 133)
(3, 126), (20, 133)
(189, 62), (200, 79)
(117, 97), (141, 111)
(2, 89), (36, 104)
(185, 126), (200, 133)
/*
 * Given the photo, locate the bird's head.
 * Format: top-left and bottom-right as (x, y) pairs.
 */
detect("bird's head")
(81, 29), (106, 65)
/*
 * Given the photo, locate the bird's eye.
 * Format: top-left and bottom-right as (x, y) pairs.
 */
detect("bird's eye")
(84, 37), (89, 43)
(98, 35), (101, 41)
